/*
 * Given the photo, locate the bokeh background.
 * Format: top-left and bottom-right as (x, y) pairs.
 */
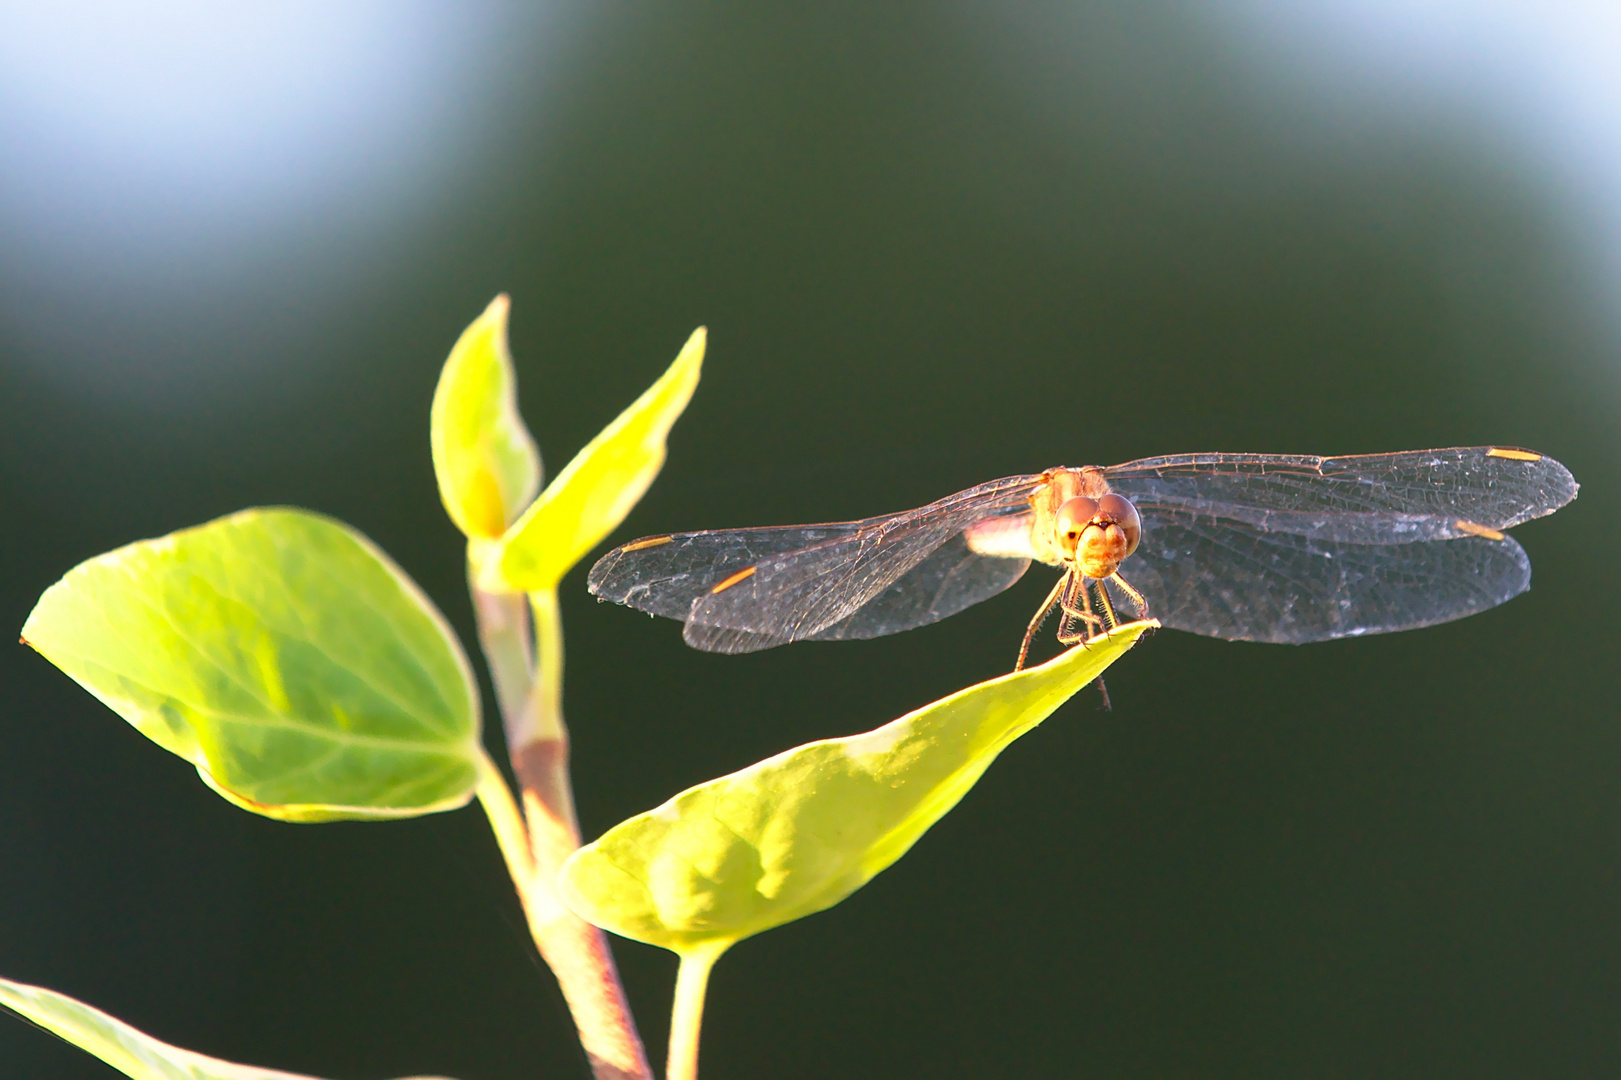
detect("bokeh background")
(2, 3), (1618, 1077)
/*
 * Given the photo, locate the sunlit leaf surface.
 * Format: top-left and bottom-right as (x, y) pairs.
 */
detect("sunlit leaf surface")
(21, 509), (482, 822)
(0, 976), (453, 1080)
(480, 327), (705, 592)
(560, 621), (1155, 955)
(430, 294), (543, 540)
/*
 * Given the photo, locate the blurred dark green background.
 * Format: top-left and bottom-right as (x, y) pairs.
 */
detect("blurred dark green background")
(2, 4), (1617, 1077)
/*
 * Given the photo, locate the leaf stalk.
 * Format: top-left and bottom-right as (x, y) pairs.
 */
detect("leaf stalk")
(668, 945), (726, 1080)
(474, 750), (534, 887)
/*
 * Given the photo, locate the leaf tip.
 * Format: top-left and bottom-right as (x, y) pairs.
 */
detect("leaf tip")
(681, 325), (707, 366)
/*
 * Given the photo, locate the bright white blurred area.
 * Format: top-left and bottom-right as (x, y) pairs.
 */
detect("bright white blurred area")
(0, 1), (556, 396)
(1222, 0), (1621, 308)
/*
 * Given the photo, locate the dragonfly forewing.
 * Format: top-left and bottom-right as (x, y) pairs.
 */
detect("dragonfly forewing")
(587, 523), (868, 621)
(589, 475), (1043, 653)
(1104, 447), (1577, 543)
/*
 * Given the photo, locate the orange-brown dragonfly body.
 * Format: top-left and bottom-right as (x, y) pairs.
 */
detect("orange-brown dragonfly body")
(589, 447), (1577, 667)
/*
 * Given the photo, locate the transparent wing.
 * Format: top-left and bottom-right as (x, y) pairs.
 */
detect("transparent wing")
(588, 522), (867, 621)
(687, 531), (1032, 652)
(588, 475), (1042, 653)
(806, 532), (1031, 642)
(1105, 516), (1532, 643)
(591, 447), (1576, 652)
(1104, 447), (1577, 543)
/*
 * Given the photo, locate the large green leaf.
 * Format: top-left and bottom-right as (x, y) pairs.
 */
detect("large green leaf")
(559, 622), (1155, 956)
(21, 509), (482, 822)
(0, 976), (452, 1080)
(430, 294), (543, 540)
(478, 327), (705, 592)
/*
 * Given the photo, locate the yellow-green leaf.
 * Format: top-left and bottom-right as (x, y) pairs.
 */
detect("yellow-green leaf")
(21, 509), (482, 823)
(0, 976), (452, 1080)
(431, 294), (542, 540)
(478, 327), (705, 592)
(559, 621), (1155, 957)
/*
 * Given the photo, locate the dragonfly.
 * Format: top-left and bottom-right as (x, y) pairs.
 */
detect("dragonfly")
(587, 446), (1578, 669)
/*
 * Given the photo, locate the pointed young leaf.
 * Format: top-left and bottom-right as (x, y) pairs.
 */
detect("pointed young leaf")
(431, 294), (543, 539)
(0, 977), (453, 1080)
(479, 328), (705, 592)
(560, 622), (1156, 955)
(21, 509), (482, 822)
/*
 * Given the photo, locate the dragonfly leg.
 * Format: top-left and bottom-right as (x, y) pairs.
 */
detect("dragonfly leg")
(1055, 572), (1082, 641)
(1056, 575), (1106, 646)
(1056, 572), (1089, 623)
(1108, 572), (1150, 620)
(1056, 616), (1107, 644)
(1017, 572), (1070, 671)
(1092, 577), (1121, 633)
(1040, 573), (1111, 707)
(1056, 580), (1115, 709)
(1081, 580), (1116, 711)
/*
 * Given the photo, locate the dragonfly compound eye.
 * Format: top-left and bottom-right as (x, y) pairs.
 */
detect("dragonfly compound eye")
(1054, 496), (1100, 557)
(1098, 493), (1142, 556)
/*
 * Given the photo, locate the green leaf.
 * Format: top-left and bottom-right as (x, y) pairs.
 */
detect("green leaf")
(478, 327), (705, 592)
(0, 976), (453, 1080)
(559, 621), (1155, 956)
(430, 294), (543, 540)
(21, 509), (482, 823)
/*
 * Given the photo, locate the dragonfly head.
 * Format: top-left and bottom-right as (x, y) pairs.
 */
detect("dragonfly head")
(1055, 493), (1141, 578)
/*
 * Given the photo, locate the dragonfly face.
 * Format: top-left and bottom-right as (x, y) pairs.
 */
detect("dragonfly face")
(1055, 495), (1142, 578)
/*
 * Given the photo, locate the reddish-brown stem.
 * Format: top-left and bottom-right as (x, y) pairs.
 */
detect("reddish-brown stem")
(472, 583), (651, 1080)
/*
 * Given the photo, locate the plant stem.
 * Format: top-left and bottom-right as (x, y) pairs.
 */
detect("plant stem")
(474, 750), (534, 887)
(471, 583), (535, 746)
(471, 580), (651, 1080)
(667, 945), (726, 1080)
